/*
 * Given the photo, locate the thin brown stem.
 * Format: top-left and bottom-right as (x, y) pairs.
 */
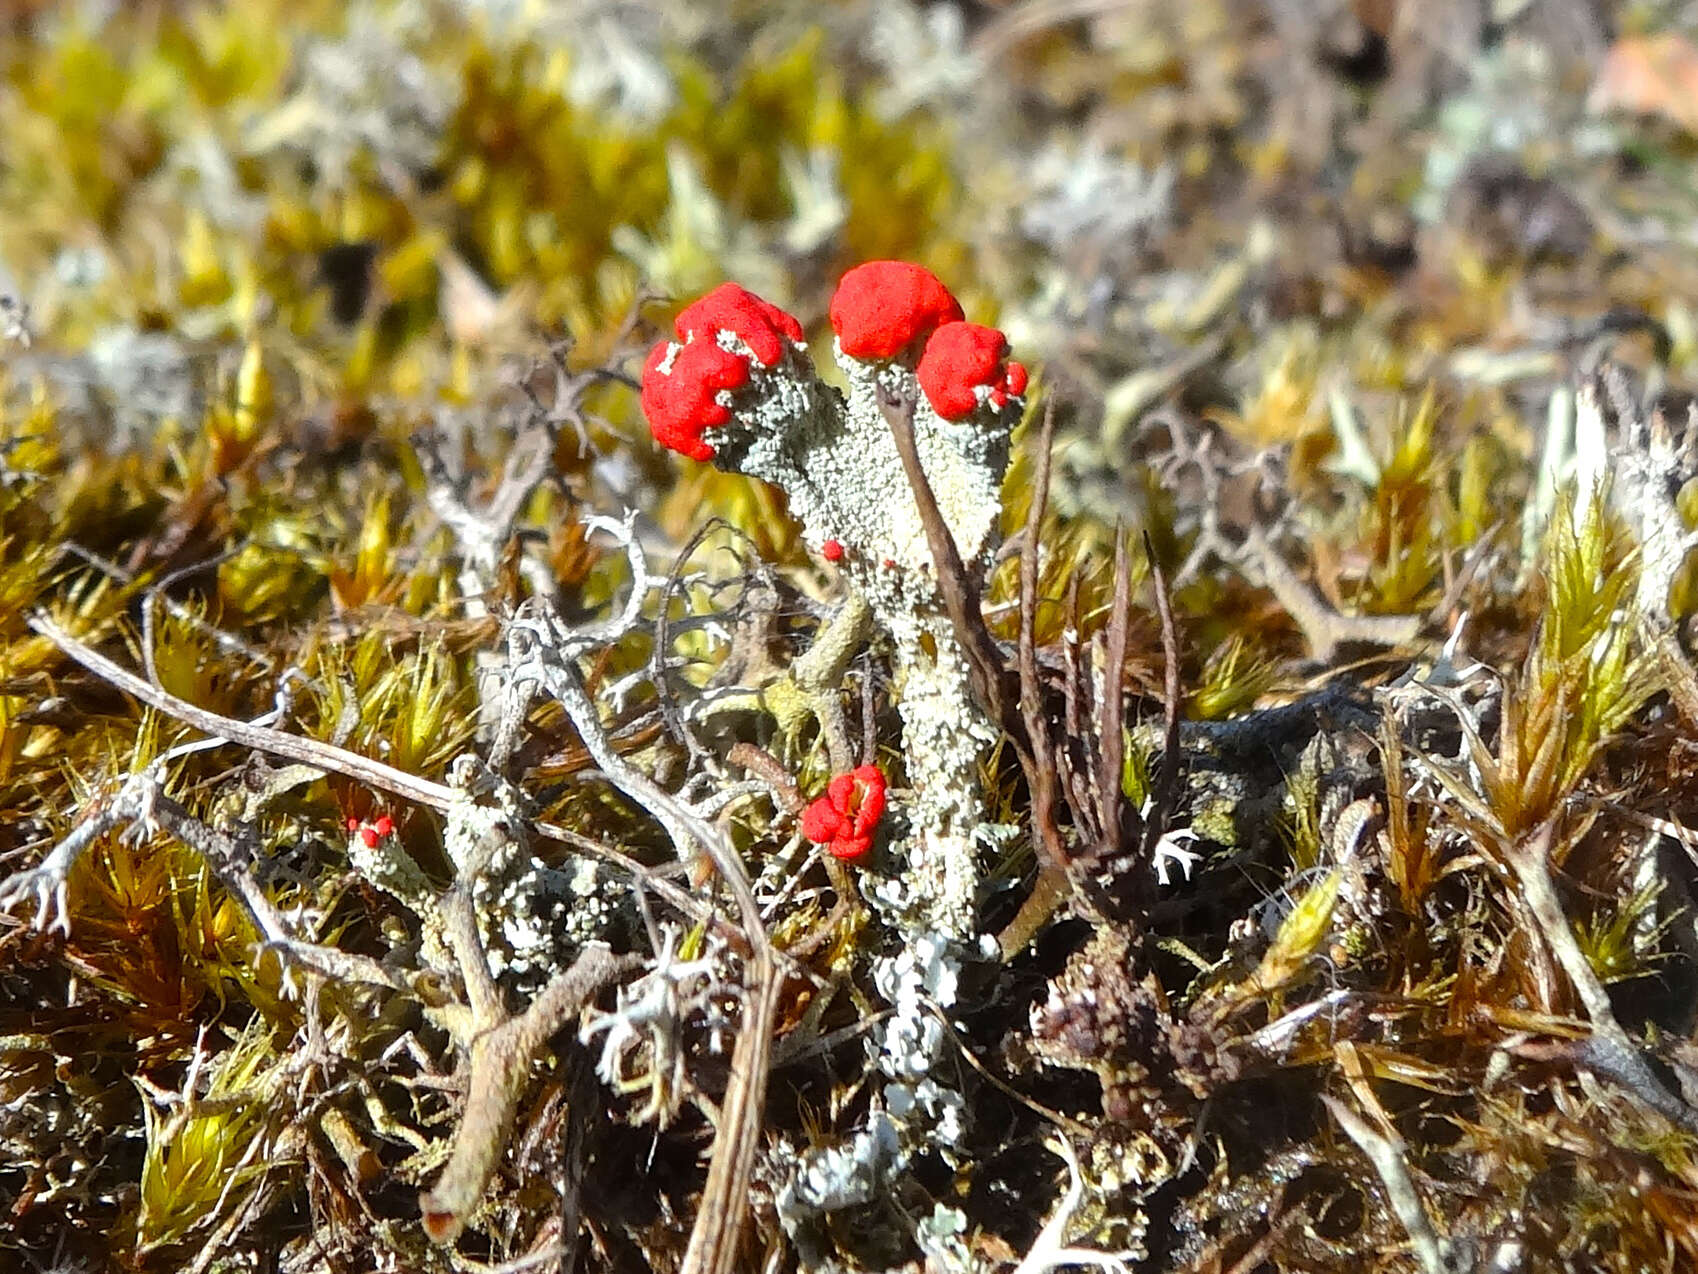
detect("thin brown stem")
(31, 613), (457, 812)
(726, 742), (804, 815)
(420, 944), (638, 1244)
(1016, 403), (1066, 868)
(876, 383), (1009, 728)
(997, 404), (1075, 958)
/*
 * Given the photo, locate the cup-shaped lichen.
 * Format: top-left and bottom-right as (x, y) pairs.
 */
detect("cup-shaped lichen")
(641, 261), (1026, 935)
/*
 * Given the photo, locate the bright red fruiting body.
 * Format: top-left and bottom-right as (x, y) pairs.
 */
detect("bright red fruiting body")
(348, 814), (395, 849)
(641, 283), (804, 461)
(641, 337), (750, 461)
(641, 267), (1025, 461)
(674, 283), (803, 367)
(821, 538), (844, 562)
(917, 321), (1023, 419)
(800, 765), (887, 862)
(829, 261), (964, 360)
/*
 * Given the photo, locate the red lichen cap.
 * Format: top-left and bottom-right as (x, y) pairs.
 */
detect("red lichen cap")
(642, 283), (805, 461)
(641, 336), (751, 461)
(800, 764), (888, 862)
(348, 814), (394, 849)
(917, 321), (1023, 419)
(829, 261), (964, 360)
(674, 282), (803, 367)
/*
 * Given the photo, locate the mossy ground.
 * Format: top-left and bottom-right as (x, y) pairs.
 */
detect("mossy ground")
(5, 2), (1698, 1271)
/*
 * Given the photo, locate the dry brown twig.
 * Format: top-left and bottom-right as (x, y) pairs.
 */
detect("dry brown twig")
(28, 611), (460, 810)
(1097, 527), (1132, 854)
(996, 401), (1074, 958)
(1320, 1093), (1450, 1274)
(1503, 817), (1698, 1137)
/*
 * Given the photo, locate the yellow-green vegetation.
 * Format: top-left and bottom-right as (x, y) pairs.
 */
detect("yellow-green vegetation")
(7, 3), (1698, 1274)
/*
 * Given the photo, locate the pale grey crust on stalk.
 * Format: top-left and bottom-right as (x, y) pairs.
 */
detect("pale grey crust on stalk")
(658, 321), (1021, 938)
(647, 303), (1022, 1258)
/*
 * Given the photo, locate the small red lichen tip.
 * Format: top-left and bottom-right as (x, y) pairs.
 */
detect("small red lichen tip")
(917, 321), (1021, 420)
(800, 764), (888, 863)
(829, 261), (964, 361)
(821, 538), (844, 562)
(674, 282), (803, 368)
(349, 814), (395, 849)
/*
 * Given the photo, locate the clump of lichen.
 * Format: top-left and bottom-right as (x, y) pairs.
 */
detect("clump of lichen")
(8, 3), (1698, 1273)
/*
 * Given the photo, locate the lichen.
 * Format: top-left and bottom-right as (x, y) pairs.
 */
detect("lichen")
(7, 5), (1698, 1273)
